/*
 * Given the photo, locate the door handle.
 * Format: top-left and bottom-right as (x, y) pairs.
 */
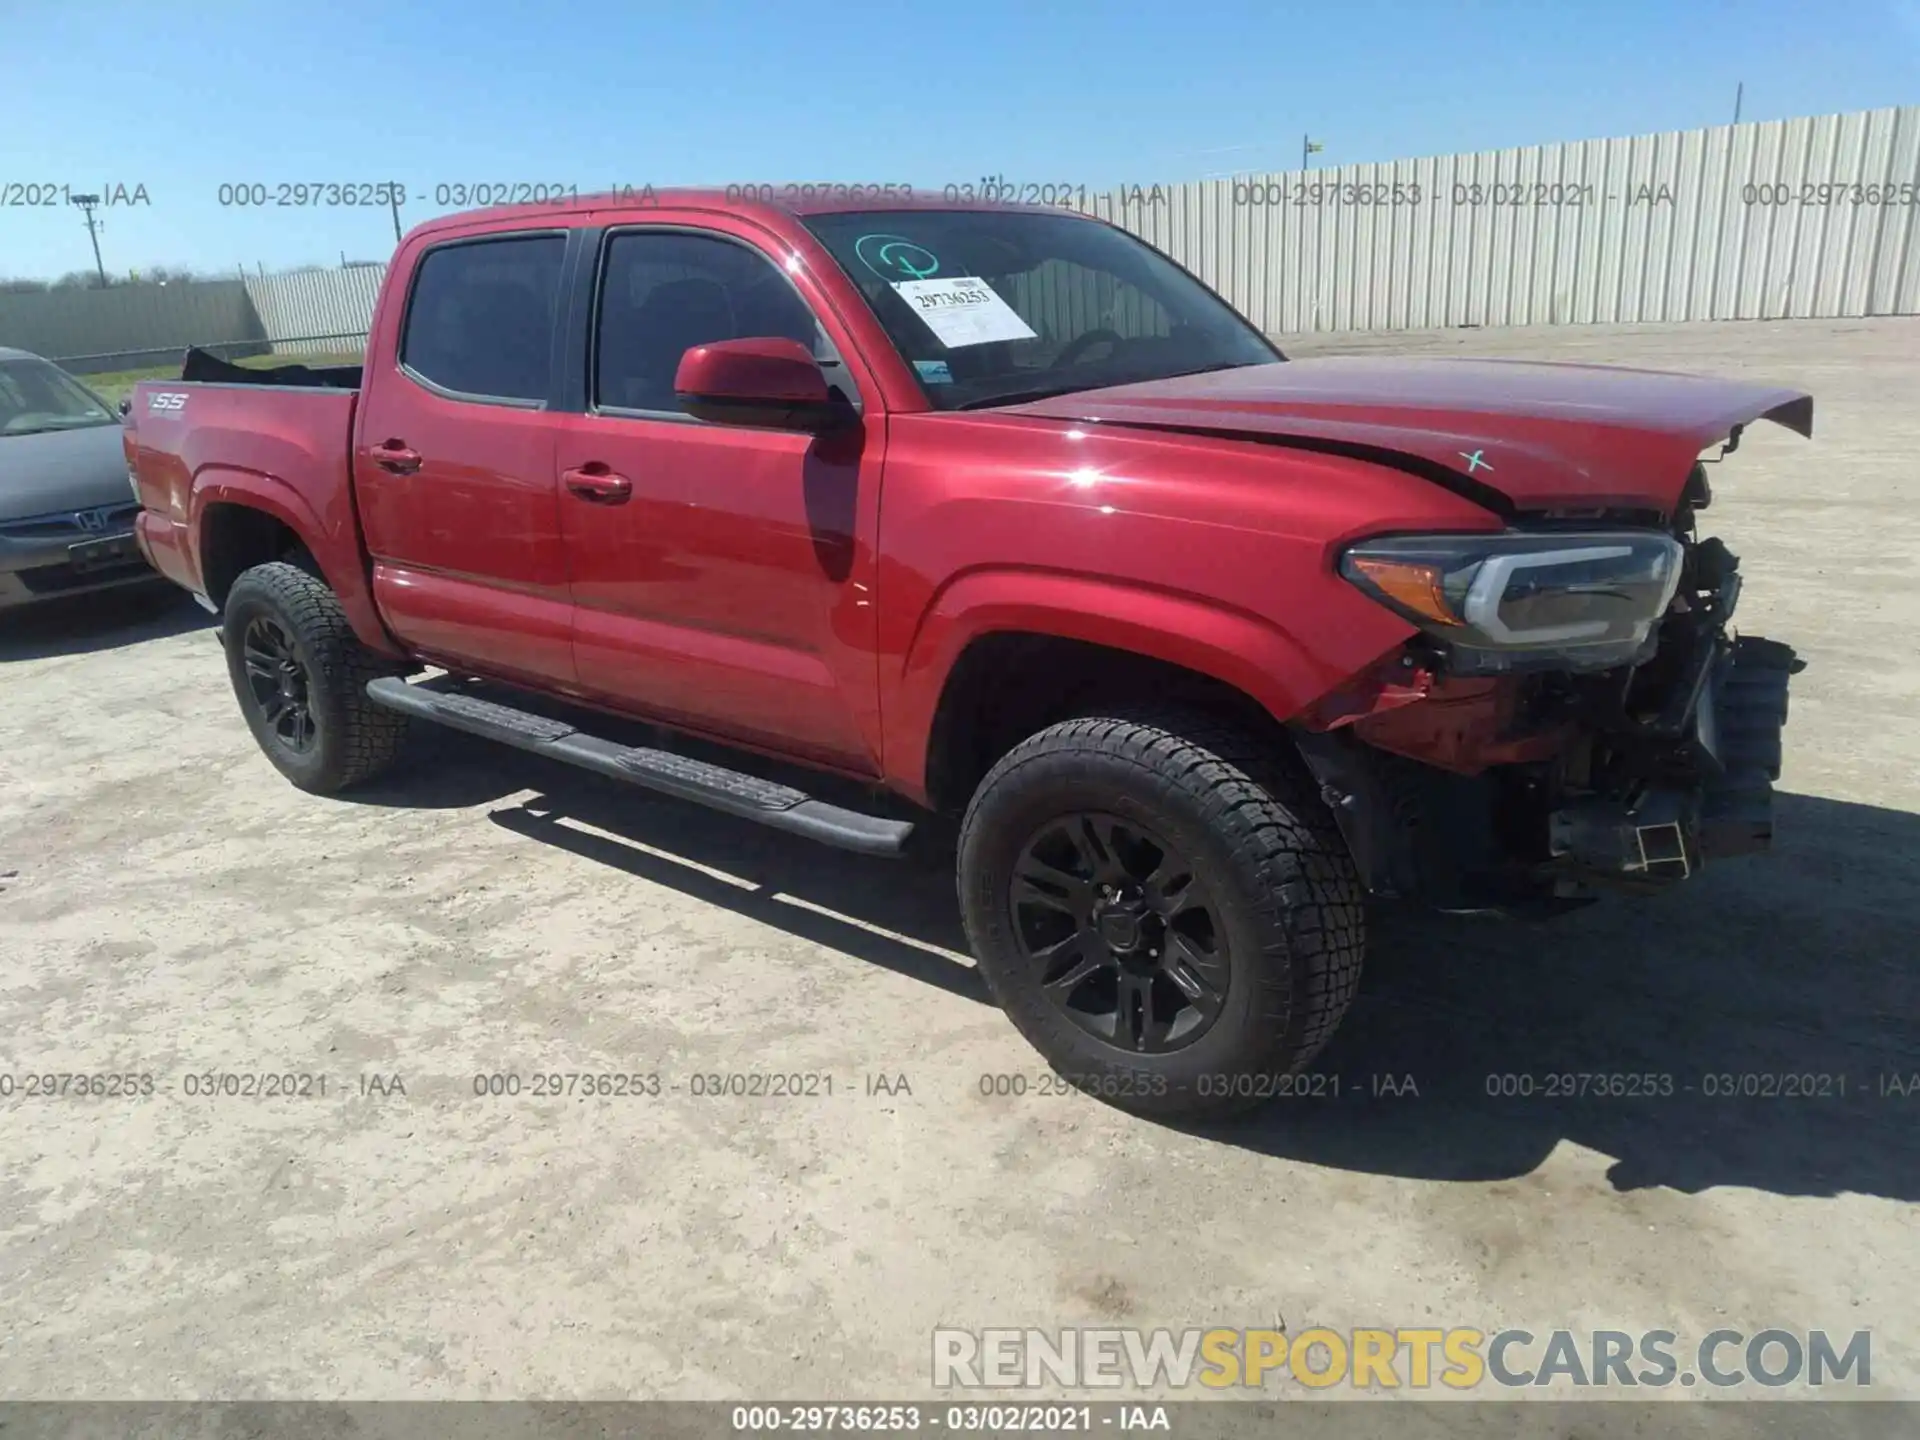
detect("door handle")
(563, 464), (633, 504)
(370, 440), (422, 475)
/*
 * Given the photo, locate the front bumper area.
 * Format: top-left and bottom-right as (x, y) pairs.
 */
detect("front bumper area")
(0, 503), (156, 611)
(1296, 510), (1801, 911)
(1544, 635), (1800, 889)
(1292, 628), (1802, 911)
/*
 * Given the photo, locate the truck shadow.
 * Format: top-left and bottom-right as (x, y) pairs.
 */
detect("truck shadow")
(0, 583), (211, 662)
(354, 728), (1919, 1201)
(353, 723), (986, 1006)
(1191, 789), (1920, 1201)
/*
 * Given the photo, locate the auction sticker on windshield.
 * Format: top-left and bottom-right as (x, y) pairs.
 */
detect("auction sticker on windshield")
(891, 277), (1038, 348)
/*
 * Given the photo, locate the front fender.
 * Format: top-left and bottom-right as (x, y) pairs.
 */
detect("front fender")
(885, 567), (1379, 801)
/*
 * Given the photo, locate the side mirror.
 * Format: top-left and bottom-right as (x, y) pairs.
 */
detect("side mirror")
(118, 398), (132, 417)
(675, 337), (854, 433)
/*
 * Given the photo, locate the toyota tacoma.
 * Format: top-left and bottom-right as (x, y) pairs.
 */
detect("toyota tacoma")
(126, 190), (1806, 1117)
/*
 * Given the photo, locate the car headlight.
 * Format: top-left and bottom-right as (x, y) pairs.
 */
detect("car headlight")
(1339, 530), (1686, 673)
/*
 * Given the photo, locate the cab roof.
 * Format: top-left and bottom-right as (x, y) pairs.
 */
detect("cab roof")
(406, 187), (1094, 241)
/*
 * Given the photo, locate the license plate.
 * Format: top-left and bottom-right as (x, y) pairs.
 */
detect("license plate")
(67, 534), (140, 572)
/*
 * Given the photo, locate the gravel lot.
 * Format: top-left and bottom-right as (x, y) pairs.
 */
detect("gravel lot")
(2, 318), (1915, 1411)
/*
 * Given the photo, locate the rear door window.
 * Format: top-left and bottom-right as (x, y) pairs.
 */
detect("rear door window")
(400, 235), (566, 403)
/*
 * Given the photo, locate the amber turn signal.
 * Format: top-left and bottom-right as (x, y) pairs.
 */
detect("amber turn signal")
(1347, 556), (1463, 627)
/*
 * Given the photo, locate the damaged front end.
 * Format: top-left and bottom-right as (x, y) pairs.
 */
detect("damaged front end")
(1295, 462), (1803, 911)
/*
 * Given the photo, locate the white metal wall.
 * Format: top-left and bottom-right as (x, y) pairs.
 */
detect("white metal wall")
(0, 280), (262, 372)
(190, 104), (1920, 354)
(242, 265), (386, 354)
(1082, 105), (1920, 332)
(21, 105), (1919, 368)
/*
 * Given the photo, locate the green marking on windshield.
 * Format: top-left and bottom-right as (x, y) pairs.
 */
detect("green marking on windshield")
(854, 234), (941, 282)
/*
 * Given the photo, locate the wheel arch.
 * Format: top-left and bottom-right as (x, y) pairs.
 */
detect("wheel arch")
(190, 469), (403, 658)
(899, 571), (1339, 812)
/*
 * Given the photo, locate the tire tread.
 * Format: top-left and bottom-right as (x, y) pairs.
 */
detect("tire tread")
(225, 560), (408, 792)
(957, 705), (1366, 1117)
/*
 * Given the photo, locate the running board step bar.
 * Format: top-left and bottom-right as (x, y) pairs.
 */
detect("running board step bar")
(364, 678), (914, 857)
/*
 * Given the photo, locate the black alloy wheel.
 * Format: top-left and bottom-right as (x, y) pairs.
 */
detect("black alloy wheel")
(1011, 811), (1228, 1053)
(958, 709), (1368, 1118)
(221, 560), (410, 793)
(239, 614), (319, 754)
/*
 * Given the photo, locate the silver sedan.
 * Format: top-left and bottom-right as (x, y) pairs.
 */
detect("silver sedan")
(0, 346), (156, 611)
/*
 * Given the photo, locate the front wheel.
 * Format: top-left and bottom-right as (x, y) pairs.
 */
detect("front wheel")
(957, 710), (1366, 1119)
(222, 560), (409, 794)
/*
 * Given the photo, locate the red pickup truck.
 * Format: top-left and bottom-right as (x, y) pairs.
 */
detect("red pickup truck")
(128, 190), (1807, 1117)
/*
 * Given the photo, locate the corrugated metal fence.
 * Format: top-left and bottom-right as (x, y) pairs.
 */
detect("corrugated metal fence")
(227, 103), (1920, 348)
(5, 104), (1915, 371)
(1078, 103), (1920, 331)
(0, 281), (265, 370)
(242, 266), (386, 355)
(0, 270), (385, 374)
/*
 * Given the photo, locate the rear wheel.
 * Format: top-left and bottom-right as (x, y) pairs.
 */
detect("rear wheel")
(222, 560), (409, 793)
(957, 710), (1366, 1119)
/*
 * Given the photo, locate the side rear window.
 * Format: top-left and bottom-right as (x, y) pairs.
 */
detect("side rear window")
(400, 235), (566, 403)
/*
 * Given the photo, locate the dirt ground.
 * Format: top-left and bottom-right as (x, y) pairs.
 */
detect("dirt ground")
(1, 318), (1915, 1411)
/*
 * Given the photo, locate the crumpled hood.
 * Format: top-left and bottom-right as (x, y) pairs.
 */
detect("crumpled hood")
(1005, 357), (1814, 514)
(0, 422), (133, 520)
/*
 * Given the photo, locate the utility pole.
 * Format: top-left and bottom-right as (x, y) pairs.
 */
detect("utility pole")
(70, 194), (108, 287)
(389, 185), (403, 244)
(1732, 82), (1744, 125)
(1302, 135), (1324, 171)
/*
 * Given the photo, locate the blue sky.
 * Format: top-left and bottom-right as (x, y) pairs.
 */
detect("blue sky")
(3, 0), (1916, 281)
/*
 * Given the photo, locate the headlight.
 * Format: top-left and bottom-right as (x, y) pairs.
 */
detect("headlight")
(1340, 530), (1685, 673)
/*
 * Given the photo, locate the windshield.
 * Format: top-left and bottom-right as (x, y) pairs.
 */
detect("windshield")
(0, 357), (118, 435)
(801, 209), (1281, 410)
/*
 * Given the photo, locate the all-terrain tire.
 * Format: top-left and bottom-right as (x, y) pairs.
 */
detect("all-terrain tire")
(957, 709), (1366, 1120)
(222, 560), (409, 794)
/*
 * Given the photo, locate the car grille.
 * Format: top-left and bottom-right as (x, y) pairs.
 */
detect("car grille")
(17, 555), (151, 595)
(0, 501), (141, 540)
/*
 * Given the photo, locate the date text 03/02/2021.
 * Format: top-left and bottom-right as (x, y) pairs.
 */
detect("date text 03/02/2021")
(203, 180), (1166, 210)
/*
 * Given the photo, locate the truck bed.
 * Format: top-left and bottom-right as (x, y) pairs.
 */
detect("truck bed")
(179, 346), (363, 390)
(126, 373), (394, 654)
